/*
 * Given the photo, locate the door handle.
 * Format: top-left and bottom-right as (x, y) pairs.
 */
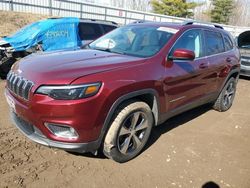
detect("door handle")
(199, 63), (208, 69)
(226, 57), (232, 62)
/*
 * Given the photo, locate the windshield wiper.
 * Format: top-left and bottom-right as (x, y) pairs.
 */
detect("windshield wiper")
(92, 47), (112, 53)
(91, 47), (128, 55)
(110, 50), (126, 55)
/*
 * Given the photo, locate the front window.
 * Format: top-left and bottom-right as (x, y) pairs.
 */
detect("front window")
(170, 29), (204, 58)
(88, 25), (176, 58)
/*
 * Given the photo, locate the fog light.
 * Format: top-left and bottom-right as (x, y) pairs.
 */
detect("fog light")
(45, 123), (79, 140)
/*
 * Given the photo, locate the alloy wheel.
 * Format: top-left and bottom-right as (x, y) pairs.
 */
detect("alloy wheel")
(117, 111), (149, 155)
(223, 81), (235, 108)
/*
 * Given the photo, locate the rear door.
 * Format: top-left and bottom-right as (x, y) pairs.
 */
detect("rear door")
(165, 29), (210, 110)
(203, 30), (227, 92)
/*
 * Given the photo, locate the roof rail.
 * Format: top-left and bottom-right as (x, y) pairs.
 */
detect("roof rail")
(183, 21), (224, 29)
(80, 18), (118, 25)
(48, 17), (62, 19)
(131, 20), (154, 24)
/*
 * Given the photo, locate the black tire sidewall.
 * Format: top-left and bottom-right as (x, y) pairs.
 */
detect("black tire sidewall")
(220, 77), (236, 111)
(0, 57), (16, 79)
(109, 103), (153, 163)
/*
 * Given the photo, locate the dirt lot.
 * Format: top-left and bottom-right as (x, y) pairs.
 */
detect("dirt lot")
(0, 11), (47, 36)
(0, 11), (250, 188)
(0, 78), (250, 188)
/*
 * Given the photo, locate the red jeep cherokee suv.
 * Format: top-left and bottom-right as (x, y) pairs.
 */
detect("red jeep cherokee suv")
(5, 21), (240, 162)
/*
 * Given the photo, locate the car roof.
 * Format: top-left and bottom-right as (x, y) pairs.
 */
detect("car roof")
(48, 17), (118, 26)
(128, 21), (228, 35)
(129, 21), (183, 30)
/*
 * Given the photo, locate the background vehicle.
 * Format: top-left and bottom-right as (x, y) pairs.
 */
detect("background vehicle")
(5, 21), (240, 163)
(237, 31), (250, 77)
(0, 17), (118, 79)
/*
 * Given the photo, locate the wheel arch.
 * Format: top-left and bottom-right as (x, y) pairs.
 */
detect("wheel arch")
(96, 89), (160, 147)
(219, 67), (240, 93)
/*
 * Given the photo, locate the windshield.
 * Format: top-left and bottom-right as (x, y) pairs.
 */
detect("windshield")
(89, 25), (176, 57)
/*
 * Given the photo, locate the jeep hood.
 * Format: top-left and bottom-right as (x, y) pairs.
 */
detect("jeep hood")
(12, 49), (146, 86)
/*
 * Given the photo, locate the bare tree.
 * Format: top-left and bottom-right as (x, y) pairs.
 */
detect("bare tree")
(231, 0), (250, 26)
(193, 0), (249, 26)
(193, 0), (211, 22)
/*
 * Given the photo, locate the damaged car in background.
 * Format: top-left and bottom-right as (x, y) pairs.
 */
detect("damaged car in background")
(237, 30), (250, 77)
(0, 17), (117, 79)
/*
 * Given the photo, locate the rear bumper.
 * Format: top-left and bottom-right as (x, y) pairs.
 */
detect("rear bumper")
(10, 111), (100, 153)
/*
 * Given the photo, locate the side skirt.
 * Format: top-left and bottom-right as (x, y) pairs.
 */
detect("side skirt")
(158, 92), (218, 125)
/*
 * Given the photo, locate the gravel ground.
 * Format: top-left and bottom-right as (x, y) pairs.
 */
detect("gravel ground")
(0, 78), (250, 188)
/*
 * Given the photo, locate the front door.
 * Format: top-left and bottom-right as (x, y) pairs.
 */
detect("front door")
(164, 29), (210, 111)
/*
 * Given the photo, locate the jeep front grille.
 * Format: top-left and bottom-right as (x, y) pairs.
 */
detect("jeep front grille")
(6, 72), (34, 100)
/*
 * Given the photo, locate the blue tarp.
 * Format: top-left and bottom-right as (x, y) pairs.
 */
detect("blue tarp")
(2, 17), (80, 51)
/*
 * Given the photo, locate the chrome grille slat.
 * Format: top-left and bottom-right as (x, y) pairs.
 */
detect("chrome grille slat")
(6, 72), (34, 100)
(17, 79), (24, 96)
(22, 81), (28, 99)
(7, 73), (12, 88)
(14, 77), (20, 94)
(10, 74), (15, 91)
(23, 82), (33, 100)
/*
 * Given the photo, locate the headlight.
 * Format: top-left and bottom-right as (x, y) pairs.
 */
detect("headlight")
(36, 83), (101, 100)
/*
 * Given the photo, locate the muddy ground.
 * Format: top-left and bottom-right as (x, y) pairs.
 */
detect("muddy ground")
(0, 10), (250, 188)
(0, 78), (250, 188)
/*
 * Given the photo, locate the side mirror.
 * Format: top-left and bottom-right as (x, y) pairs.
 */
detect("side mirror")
(171, 49), (195, 61)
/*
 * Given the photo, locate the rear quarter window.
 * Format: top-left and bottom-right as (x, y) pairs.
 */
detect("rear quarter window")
(78, 23), (102, 41)
(102, 25), (117, 33)
(204, 30), (225, 56)
(223, 34), (234, 51)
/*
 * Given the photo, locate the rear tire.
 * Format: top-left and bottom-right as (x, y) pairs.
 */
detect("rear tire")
(213, 77), (237, 112)
(103, 101), (153, 163)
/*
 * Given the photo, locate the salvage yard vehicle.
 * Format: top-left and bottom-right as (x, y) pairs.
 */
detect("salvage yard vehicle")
(5, 21), (240, 163)
(0, 17), (118, 79)
(237, 31), (250, 77)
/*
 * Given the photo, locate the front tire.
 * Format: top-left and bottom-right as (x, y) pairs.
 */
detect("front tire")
(213, 77), (237, 112)
(103, 101), (153, 163)
(0, 57), (16, 79)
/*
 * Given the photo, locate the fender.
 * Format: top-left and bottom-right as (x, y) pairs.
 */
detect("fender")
(96, 88), (161, 147)
(218, 66), (240, 94)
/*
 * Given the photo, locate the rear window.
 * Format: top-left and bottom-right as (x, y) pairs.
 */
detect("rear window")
(78, 23), (102, 41)
(224, 34), (234, 51)
(204, 30), (224, 56)
(102, 25), (117, 33)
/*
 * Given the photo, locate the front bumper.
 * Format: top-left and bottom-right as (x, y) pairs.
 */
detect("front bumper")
(240, 65), (250, 77)
(10, 111), (100, 153)
(4, 84), (108, 153)
(5, 87), (105, 143)
(240, 58), (250, 77)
